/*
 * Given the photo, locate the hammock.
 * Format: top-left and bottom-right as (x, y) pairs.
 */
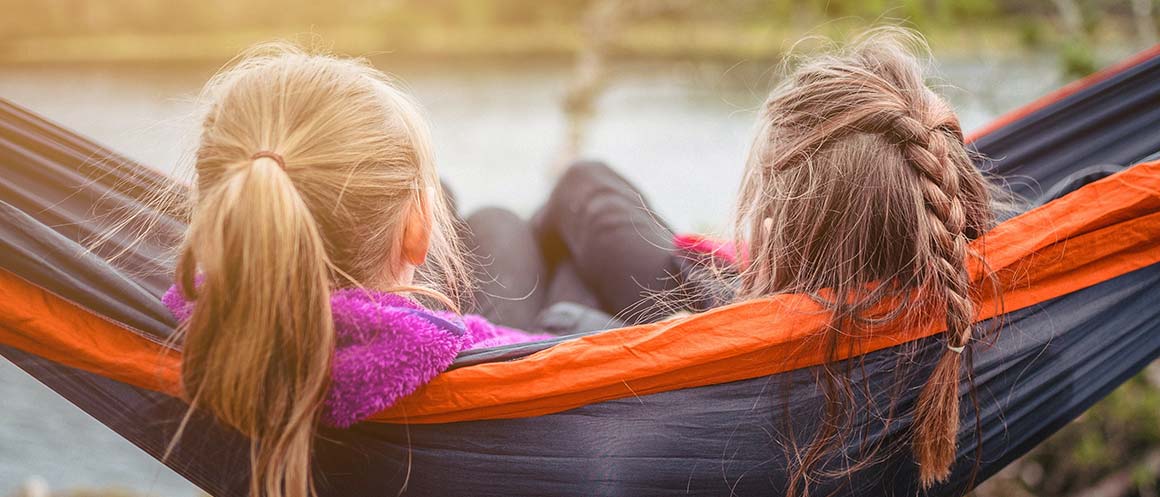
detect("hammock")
(1, 45), (1159, 496)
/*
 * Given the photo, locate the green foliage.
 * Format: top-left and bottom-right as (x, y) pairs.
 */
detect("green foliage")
(1017, 19), (1048, 48)
(0, 0), (1065, 37)
(1078, 0), (1107, 35)
(898, 0), (929, 27)
(933, 0), (999, 22)
(0, 0), (1151, 66)
(983, 371), (1160, 495)
(1060, 40), (1098, 77)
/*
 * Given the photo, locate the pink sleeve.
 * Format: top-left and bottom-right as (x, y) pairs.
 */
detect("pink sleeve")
(673, 234), (744, 266)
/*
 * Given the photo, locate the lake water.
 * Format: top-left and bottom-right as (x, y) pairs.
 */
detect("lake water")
(0, 54), (1065, 495)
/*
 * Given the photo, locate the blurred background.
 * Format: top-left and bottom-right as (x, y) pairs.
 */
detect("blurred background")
(1, 1), (1158, 496)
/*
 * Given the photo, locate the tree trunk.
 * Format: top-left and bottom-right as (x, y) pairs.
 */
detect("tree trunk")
(1132, 0), (1158, 46)
(556, 0), (624, 176)
(1052, 0), (1084, 37)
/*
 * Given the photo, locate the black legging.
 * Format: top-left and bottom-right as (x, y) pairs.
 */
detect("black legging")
(461, 206), (558, 331)
(462, 160), (1124, 333)
(462, 161), (693, 330)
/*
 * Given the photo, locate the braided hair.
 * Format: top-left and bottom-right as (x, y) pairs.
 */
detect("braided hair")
(733, 27), (997, 494)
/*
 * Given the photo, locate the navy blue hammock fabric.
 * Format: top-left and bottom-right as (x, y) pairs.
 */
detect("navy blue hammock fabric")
(1, 45), (1160, 496)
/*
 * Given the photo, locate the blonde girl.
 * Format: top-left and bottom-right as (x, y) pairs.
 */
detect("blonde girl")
(162, 44), (549, 497)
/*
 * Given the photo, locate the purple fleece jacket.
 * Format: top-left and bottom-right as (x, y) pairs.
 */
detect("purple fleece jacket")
(162, 285), (552, 428)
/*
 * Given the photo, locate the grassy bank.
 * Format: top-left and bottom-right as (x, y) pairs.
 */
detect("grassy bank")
(0, 18), (1143, 66)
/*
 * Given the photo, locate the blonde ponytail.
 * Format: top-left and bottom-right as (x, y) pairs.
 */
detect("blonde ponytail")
(171, 42), (471, 497)
(178, 154), (334, 497)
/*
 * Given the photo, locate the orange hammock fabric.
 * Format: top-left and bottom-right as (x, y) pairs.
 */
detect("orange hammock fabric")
(2, 159), (1159, 424)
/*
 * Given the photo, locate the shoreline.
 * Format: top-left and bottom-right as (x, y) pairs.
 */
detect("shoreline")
(0, 21), (1142, 67)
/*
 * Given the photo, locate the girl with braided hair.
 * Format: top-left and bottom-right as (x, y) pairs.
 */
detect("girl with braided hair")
(731, 27), (998, 493)
(522, 26), (1003, 494)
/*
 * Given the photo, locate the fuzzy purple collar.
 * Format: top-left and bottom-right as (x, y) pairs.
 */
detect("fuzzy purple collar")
(162, 286), (546, 427)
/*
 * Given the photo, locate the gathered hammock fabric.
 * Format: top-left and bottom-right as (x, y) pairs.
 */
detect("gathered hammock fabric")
(1, 45), (1160, 496)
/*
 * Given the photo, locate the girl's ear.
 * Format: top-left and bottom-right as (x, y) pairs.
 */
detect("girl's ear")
(401, 187), (434, 266)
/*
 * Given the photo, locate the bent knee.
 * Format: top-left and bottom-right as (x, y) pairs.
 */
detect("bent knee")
(464, 206), (522, 230)
(558, 160), (616, 187)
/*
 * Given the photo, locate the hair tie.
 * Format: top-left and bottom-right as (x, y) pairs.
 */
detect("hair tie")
(947, 344), (966, 354)
(250, 151), (286, 170)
